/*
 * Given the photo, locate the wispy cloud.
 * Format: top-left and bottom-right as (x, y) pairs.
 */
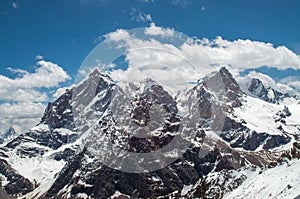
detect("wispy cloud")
(12, 2), (18, 9)
(170, 0), (189, 7)
(6, 67), (28, 76)
(35, 55), (44, 60)
(139, 0), (154, 3)
(80, 0), (106, 5)
(130, 8), (152, 23)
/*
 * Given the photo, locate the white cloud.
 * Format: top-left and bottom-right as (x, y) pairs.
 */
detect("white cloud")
(288, 81), (300, 91)
(180, 36), (300, 70)
(0, 60), (70, 88)
(280, 76), (300, 84)
(0, 60), (70, 133)
(35, 55), (44, 60)
(145, 23), (175, 37)
(103, 26), (300, 95)
(105, 29), (131, 42)
(246, 71), (278, 89)
(0, 102), (46, 133)
(130, 8), (152, 23)
(201, 5), (206, 11)
(0, 88), (48, 102)
(106, 29), (203, 93)
(107, 27), (300, 72)
(280, 76), (300, 93)
(0, 60), (69, 103)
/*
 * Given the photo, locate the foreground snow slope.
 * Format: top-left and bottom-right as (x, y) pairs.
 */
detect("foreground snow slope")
(224, 159), (300, 199)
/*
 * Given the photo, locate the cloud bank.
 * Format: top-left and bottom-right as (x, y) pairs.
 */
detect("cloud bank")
(0, 60), (70, 133)
(103, 27), (300, 94)
(4, 25), (300, 134)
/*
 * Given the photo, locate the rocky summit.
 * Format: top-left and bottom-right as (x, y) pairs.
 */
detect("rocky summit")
(0, 67), (300, 199)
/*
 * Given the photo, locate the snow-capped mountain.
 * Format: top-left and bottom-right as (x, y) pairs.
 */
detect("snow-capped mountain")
(0, 67), (299, 198)
(247, 78), (290, 104)
(0, 127), (17, 144)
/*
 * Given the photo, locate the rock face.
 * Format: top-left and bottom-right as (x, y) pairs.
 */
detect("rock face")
(248, 78), (289, 103)
(199, 67), (243, 108)
(221, 129), (291, 151)
(184, 67), (244, 132)
(0, 67), (299, 198)
(41, 90), (74, 130)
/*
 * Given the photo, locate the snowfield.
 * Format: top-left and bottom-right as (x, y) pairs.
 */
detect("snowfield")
(224, 159), (300, 199)
(234, 96), (285, 135)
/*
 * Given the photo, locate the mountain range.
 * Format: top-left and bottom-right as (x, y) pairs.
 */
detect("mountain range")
(0, 67), (300, 199)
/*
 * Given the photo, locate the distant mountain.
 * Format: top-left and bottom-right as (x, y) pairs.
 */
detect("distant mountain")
(0, 127), (17, 144)
(0, 67), (300, 198)
(248, 78), (290, 104)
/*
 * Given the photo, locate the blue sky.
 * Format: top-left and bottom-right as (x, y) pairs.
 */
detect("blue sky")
(1, 0), (300, 133)
(1, 0), (300, 77)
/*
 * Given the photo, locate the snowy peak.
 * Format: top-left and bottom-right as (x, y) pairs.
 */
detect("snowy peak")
(0, 127), (17, 144)
(141, 77), (160, 92)
(177, 67), (244, 133)
(88, 68), (113, 82)
(2, 127), (16, 138)
(219, 67), (242, 94)
(199, 67), (243, 107)
(41, 68), (115, 131)
(248, 78), (289, 103)
(139, 78), (178, 114)
(201, 67), (242, 92)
